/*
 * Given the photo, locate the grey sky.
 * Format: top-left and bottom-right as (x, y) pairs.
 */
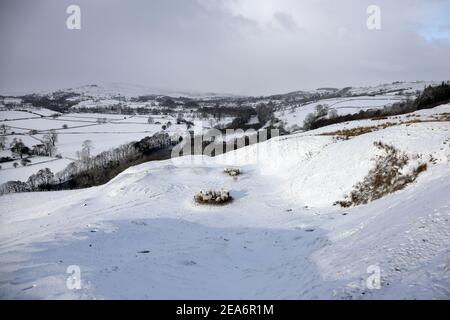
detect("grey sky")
(1, 0), (449, 96)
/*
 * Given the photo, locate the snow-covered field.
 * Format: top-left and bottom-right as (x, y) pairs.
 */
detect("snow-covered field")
(276, 95), (405, 129)
(348, 81), (442, 96)
(0, 110), (195, 183)
(276, 81), (445, 130)
(0, 157), (72, 184)
(1, 104), (449, 299)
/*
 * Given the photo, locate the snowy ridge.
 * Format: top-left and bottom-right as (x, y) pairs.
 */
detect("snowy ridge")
(348, 80), (444, 96)
(56, 83), (238, 99)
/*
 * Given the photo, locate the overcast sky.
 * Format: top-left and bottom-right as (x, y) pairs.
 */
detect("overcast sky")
(1, 0), (449, 96)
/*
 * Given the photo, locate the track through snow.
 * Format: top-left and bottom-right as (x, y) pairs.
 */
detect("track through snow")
(0, 106), (450, 299)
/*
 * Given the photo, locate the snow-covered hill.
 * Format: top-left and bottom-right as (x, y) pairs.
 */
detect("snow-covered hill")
(52, 83), (238, 100)
(0, 104), (449, 299)
(275, 81), (444, 130)
(348, 80), (443, 96)
(276, 95), (404, 129)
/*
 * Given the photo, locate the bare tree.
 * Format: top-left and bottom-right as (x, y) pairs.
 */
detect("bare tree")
(76, 140), (94, 166)
(176, 112), (184, 124)
(42, 130), (58, 157)
(50, 130), (58, 145)
(303, 113), (317, 130)
(315, 104), (329, 118)
(328, 109), (339, 119)
(27, 168), (54, 190)
(0, 124), (8, 134)
(82, 140), (93, 159)
(0, 135), (6, 150)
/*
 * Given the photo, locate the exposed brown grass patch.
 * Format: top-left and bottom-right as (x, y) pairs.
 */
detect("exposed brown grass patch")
(319, 122), (397, 138)
(319, 115), (450, 138)
(194, 190), (232, 205)
(224, 168), (241, 177)
(335, 142), (427, 207)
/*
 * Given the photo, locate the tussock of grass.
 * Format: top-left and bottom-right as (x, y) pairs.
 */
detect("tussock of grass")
(194, 190), (232, 205)
(335, 142), (427, 207)
(224, 168), (241, 177)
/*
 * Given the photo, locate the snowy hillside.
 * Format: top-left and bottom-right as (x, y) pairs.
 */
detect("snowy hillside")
(348, 81), (443, 96)
(0, 109), (189, 184)
(54, 83), (236, 99)
(276, 95), (404, 129)
(1, 104), (449, 299)
(275, 81), (442, 130)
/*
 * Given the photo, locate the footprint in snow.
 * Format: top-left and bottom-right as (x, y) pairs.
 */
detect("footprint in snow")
(131, 221), (147, 226)
(181, 260), (197, 266)
(22, 284), (36, 291)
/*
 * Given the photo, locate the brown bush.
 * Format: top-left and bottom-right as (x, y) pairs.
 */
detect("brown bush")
(224, 168), (241, 176)
(335, 142), (427, 207)
(194, 190), (232, 205)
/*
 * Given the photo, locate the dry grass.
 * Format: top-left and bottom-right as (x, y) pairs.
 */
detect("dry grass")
(335, 142), (427, 207)
(194, 190), (232, 205)
(319, 122), (396, 138)
(224, 168), (241, 177)
(319, 115), (450, 138)
(434, 113), (450, 121)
